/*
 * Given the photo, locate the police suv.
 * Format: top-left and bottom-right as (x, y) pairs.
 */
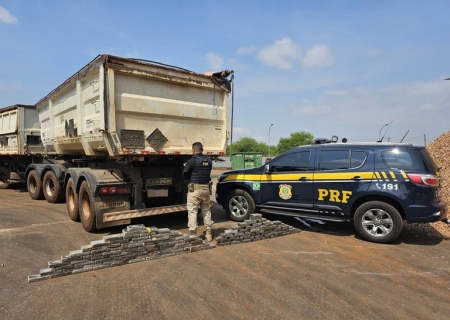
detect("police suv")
(215, 138), (447, 243)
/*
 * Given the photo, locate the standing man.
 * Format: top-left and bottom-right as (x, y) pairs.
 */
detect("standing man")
(183, 142), (214, 241)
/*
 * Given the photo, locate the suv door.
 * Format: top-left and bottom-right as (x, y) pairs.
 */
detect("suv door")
(312, 147), (374, 219)
(260, 149), (315, 213)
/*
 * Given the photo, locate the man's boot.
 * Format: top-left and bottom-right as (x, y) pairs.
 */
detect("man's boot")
(189, 229), (197, 236)
(205, 229), (213, 242)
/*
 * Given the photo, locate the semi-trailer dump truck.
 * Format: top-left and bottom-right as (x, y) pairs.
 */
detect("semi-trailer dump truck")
(14, 54), (233, 232)
(0, 104), (45, 188)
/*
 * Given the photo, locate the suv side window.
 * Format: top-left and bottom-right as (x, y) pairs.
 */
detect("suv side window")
(272, 151), (311, 172)
(319, 150), (367, 170)
(351, 151), (367, 168)
(382, 148), (427, 171)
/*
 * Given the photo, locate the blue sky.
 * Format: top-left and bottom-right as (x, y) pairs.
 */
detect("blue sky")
(1, 0), (449, 146)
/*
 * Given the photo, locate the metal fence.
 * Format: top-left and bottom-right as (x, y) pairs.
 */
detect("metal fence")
(212, 157), (271, 169)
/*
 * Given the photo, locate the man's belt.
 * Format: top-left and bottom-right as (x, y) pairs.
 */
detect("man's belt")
(191, 182), (212, 192)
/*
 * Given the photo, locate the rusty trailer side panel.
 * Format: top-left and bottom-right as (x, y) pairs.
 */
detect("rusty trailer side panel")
(0, 104), (44, 155)
(36, 54), (231, 157)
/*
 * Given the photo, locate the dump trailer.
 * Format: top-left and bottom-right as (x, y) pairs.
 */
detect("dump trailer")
(0, 104), (45, 188)
(27, 54), (233, 231)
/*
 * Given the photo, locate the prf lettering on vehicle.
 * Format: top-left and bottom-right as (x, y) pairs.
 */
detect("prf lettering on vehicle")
(318, 189), (352, 203)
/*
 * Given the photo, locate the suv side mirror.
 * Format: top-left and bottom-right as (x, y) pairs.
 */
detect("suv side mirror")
(264, 164), (271, 174)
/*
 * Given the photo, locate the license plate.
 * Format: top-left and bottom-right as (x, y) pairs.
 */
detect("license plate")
(100, 201), (126, 210)
(146, 178), (172, 186)
(147, 189), (169, 197)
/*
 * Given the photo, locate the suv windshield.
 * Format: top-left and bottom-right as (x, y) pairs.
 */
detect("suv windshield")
(381, 148), (428, 171)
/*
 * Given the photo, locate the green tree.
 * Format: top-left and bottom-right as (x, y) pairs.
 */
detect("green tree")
(277, 131), (314, 154)
(227, 137), (269, 156)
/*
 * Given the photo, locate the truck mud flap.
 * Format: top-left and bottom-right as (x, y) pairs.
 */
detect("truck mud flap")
(103, 204), (188, 222)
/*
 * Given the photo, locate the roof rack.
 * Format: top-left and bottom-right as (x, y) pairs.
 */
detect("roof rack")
(313, 135), (347, 144)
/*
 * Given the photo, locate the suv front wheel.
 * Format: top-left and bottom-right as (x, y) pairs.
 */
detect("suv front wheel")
(225, 189), (255, 222)
(354, 201), (403, 243)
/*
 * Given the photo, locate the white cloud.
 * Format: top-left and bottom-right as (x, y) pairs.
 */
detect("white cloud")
(125, 51), (139, 58)
(226, 58), (247, 71)
(366, 47), (385, 58)
(419, 103), (438, 111)
(232, 127), (251, 135)
(0, 82), (22, 91)
(206, 53), (224, 70)
(236, 46), (257, 55)
(0, 6), (18, 24)
(294, 79), (450, 141)
(405, 81), (448, 95)
(256, 39), (334, 70)
(324, 90), (348, 96)
(231, 127), (254, 142)
(257, 37), (302, 69)
(292, 105), (330, 116)
(302, 45), (334, 68)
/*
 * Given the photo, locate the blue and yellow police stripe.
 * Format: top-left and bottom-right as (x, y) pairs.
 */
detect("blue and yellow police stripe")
(223, 170), (410, 183)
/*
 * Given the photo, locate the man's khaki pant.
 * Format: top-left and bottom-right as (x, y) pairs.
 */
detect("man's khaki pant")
(187, 189), (213, 231)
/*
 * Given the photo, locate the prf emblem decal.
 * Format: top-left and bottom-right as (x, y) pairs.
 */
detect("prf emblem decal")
(279, 184), (292, 200)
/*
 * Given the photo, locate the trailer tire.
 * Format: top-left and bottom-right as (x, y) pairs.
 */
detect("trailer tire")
(27, 170), (44, 200)
(66, 178), (79, 221)
(43, 171), (65, 203)
(0, 167), (11, 189)
(79, 180), (97, 232)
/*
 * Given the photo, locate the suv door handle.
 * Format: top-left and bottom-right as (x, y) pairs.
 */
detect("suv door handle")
(353, 176), (364, 181)
(299, 177), (310, 181)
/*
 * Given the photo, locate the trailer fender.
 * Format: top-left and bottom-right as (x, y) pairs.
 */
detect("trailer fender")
(25, 163), (66, 184)
(66, 167), (130, 230)
(66, 167), (125, 192)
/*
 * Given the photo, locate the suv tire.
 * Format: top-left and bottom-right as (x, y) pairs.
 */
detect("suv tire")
(354, 201), (403, 244)
(225, 189), (255, 222)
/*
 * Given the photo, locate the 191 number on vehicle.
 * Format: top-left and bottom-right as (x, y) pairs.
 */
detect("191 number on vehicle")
(376, 183), (398, 190)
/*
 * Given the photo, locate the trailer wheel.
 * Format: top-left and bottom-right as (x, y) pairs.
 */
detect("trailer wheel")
(27, 170), (44, 200)
(0, 167), (11, 189)
(79, 180), (97, 232)
(43, 171), (64, 203)
(66, 178), (79, 221)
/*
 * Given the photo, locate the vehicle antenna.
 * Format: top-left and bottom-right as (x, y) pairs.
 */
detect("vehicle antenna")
(380, 120), (393, 142)
(399, 130), (409, 143)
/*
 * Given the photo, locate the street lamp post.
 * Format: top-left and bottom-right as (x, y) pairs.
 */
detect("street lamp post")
(268, 124), (273, 158)
(378, 123), (388, 141)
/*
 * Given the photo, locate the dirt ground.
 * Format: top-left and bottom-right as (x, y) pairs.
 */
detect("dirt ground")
(0, 185), (449, 319)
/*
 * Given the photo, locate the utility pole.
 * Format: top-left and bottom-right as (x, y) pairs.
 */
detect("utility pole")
(268, 124), (273, 158)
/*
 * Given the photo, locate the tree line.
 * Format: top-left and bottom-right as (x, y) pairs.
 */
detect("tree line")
(226, 131), (314, 157)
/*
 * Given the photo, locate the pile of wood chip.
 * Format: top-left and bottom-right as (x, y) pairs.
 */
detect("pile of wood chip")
(418, 132), (450, 238)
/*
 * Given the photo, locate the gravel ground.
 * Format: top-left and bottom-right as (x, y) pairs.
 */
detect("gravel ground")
(421, 132), (450, 238)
